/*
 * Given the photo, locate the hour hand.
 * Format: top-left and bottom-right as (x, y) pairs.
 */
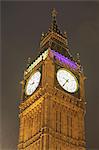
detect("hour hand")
(30, 82), (34, 85)
(63, 82), (66, 86)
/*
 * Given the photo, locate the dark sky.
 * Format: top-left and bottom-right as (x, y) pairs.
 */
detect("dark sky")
(1, 1), (99, 150)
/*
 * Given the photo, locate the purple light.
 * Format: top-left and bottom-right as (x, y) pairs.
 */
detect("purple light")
(51, 50), (77, 69)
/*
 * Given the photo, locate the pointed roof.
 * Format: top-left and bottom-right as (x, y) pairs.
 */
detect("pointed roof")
(40, 8), (67, 42)
(39, 9), (79, 63)
(48, 8), (61, 34)
(48, 8), (67, 39)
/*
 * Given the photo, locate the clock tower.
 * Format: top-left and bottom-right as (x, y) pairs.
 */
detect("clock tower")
(18, 9), (86, 150)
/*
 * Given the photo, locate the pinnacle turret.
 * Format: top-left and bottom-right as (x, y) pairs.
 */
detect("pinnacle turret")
(48, 8), (61, 34)
(41, 8), (67, 41)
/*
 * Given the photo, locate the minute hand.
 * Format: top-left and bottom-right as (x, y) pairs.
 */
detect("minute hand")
(63, 79), (69, 86)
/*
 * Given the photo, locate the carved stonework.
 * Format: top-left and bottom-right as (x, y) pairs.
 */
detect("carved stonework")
(18, 9), (86, 150)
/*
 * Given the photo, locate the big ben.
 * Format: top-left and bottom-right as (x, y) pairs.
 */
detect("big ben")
(18, 9), (86, 150)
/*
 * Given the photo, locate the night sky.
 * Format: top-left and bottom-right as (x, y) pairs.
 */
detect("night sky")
(1, 1), (99, 150)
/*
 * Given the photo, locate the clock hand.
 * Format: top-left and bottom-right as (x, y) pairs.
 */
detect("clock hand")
(30, 81), (35, 85)
(63, 79), (69, 86)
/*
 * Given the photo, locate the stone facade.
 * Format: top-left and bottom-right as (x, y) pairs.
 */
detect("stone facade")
(18, 9), (86, 150)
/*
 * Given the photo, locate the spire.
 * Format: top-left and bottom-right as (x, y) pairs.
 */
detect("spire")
(76, 53), (81, 64)
(40, 8), (69, 56)
(27, 57), (31, 67)
(48, 8), (61, 34)
(40, 8), (67, 41)
(51, 8), (57, 20)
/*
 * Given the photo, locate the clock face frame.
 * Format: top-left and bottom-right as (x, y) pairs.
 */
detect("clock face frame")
(25, 70), (41, 96)
(56, 68), (78, 93)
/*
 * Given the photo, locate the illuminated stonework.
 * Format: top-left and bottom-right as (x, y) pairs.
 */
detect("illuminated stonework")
(25, 49), (49, 75)
(25, 49), (80, 77)
(18, 9), (86, 150)
(51, 50), (78, 70)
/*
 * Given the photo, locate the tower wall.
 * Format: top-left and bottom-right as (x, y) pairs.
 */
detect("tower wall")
(18, 9), (86, 150)
(18, 86), (86, 150)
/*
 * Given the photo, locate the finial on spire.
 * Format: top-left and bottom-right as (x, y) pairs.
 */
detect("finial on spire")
(41, 32), (45, 40)
(41, 32), (44, 37)
(50, 8), (59, 33)
(64, 31), (67, 38)
(51, 8), (57, 20)
(76, 53), (80, 64)
(27, 57), (31, 67)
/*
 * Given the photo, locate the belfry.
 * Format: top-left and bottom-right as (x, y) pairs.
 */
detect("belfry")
(18, 9), (86, 150)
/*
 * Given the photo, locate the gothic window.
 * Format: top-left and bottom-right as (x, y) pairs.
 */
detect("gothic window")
(56, 110), (58, 132)
(56, 110), (61, 133)
(67, 111), (72, 137)
(59, 112), (61, 133)
(67, 112), (69, 136)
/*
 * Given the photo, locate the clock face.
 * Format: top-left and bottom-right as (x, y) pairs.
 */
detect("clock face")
(25, 71), (41, 96)
(57, 68), (78, 93)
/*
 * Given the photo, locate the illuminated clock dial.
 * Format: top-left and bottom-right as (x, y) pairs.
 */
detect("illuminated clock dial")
(57, 68), (78, 93)
(25, 71), (41, 95)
